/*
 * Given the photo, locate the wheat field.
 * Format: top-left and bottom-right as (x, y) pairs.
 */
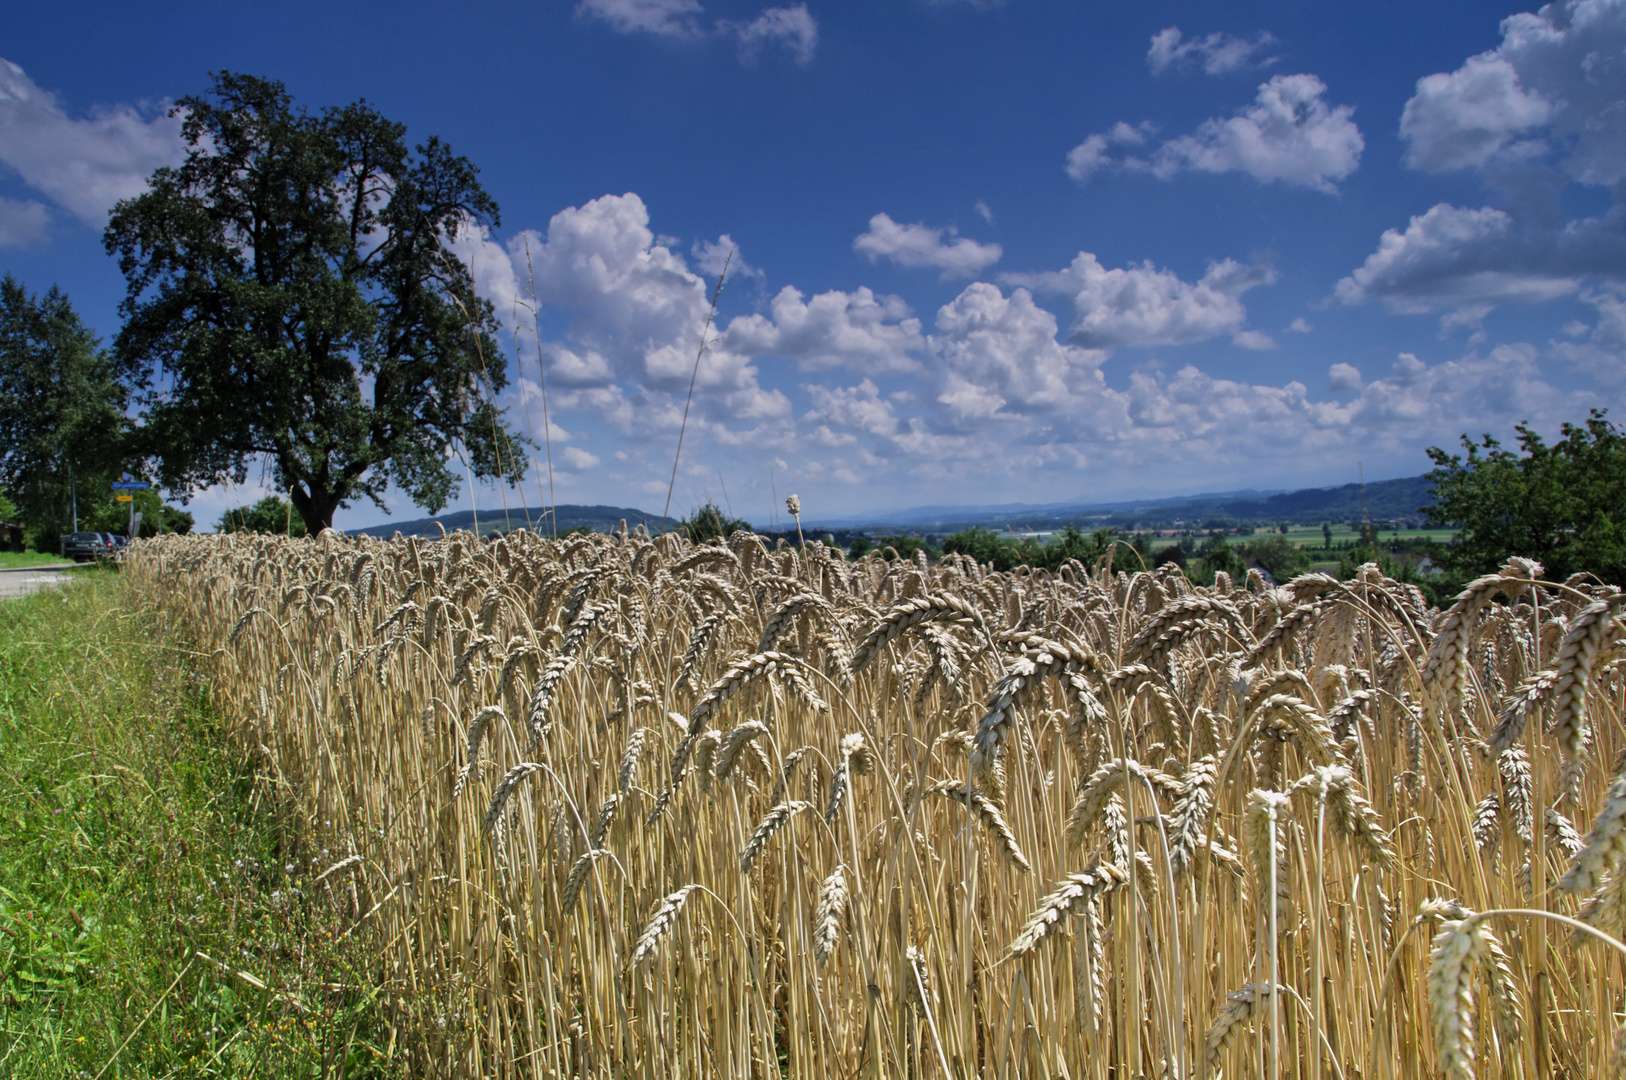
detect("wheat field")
(126, 528), (1626, 1078)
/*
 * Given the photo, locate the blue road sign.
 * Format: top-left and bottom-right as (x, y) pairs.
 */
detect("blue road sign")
(110, 481), (150, 490)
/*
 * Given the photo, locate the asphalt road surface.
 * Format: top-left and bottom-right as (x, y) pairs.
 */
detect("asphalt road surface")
(0, 565), (82, 600)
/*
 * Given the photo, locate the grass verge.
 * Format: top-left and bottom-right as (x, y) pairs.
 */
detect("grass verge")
(0, 572), (400, 1078)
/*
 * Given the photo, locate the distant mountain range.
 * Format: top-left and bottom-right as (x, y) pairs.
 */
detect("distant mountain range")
(346, 475), (1438, 539)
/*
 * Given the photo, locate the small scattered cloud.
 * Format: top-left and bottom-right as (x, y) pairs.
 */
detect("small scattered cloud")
(0, 196), (51, 247)
(852, 212), (1002, 279)
(1286, 317), (1313, 333)
(578, 0), (817, 64)
(974, 199), (993, 224)
(1064, 122), (1154, 183)
(576, 0), (704, 37)
(560, 446), (601, 470)
(1327, 362), (1363, 392)
(1147, 27), (1278, 76)
(691, 234), (761, 278)
(726, 5), (818, 66)
(1551, 288), (1626, 384)
(1232, 329), (1277, 350)
(1068, 74), (1362, 193)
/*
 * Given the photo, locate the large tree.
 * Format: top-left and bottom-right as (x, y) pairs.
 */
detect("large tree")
(1424, 410), (1625, 586)
(0, 275), (127, 546)
(105, 73), (525, 534)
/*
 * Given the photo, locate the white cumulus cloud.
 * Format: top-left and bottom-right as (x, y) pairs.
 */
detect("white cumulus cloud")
(803, 379), (900, 437)
(1334, 202), (1583, 313)
(1065, 122), (1153, 183)
(1402, 0), (1626, 185)
(1009, 252), (1275, 349)
(852, 212), (1002, 279)
(725, 285), (924, 373)
(1069, 74), (1361, 192)
(1401, 53), (1552, 173)
(690, 233), (760, 278)
(1147, 28), (1278, 76)
(0, 59), (185, 228)
(1347, 1), (1626, 319)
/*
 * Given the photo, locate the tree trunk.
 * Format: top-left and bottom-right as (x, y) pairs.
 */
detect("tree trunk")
(289, 484), (342, 536)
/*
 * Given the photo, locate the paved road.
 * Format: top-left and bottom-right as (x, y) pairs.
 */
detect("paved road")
(0, 565), (82, 601)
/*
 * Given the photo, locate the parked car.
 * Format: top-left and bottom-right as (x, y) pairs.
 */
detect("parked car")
(61, 532), (107, 561)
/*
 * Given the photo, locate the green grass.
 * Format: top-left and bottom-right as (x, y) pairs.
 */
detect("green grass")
(1279, 524), (1457, 548)
(0, 573), (399, 1078)
(0, 550), (75, 569)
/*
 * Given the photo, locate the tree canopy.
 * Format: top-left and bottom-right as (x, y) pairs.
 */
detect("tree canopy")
(217, 496), (308, 537)
(105, 72), (525, 535)
(1424, 410), (1625, 586)
(678, 501), (751, 544)
(942, 524), (1118, 572)
(0, 275), (127, 548)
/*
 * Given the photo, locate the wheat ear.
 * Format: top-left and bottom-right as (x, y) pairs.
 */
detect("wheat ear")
(1426, 915), (1486, 1080)
(814, 864), (848, 964)
(930, 781), (1031, 872)
(483, 762), (545, 837)
(453, 705), (506, 798)
(1552, 594), (1625, 789)
(716, 720), (771, 782)
(630, 885), (699, 965)
(560, 848), (609, 916)
(1007, 861), (1127, 956)
(1558, 771), (1626, 895)
(740, 801), (812, 873)
(617, 726), (648, 793)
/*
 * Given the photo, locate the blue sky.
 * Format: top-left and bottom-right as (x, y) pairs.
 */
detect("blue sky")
(2, 0), (1622, 530)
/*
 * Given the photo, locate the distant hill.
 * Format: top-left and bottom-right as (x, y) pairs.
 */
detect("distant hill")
(348, 504), (664, 538)
(342, 476), (1437, 540)
(801, 475), (1437, 534)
